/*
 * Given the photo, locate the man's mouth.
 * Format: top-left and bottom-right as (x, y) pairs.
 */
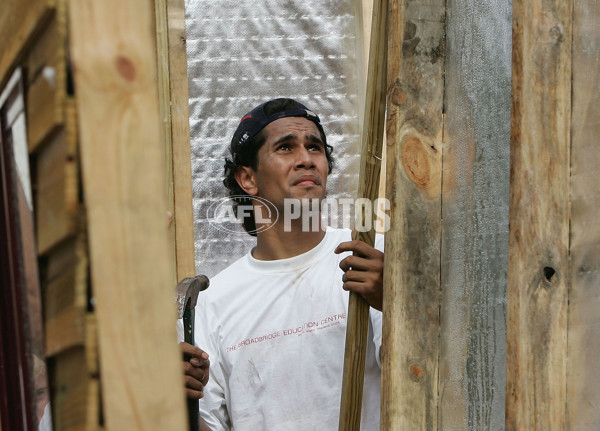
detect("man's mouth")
(292, 175), (321, 186)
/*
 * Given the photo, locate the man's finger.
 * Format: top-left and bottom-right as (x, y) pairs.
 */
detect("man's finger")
(186, 388), (204, 400)
(339, 255), (383, 273)
(185, 374), (204, 392)
(334, 240), (382, 258)
(342, 270), (367, 283)
(180, 342), (209, 361)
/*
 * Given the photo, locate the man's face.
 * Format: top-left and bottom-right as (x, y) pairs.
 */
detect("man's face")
(237, 116), (329, 208)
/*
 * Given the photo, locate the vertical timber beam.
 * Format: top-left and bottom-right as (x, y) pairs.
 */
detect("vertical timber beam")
(382, 0), (445, 429)
(439, 0), (512, 429)
(505, 0), (572, 429)
(68, 1), (188, 429)
(155, 0), (196, 281)
(566, 0), (600, 429)
(166, 0), (196, 279)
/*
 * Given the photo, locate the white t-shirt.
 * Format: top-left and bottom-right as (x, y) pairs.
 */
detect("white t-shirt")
(195, 228), (383, 430)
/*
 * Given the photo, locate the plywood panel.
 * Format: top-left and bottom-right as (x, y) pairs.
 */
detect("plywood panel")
(381, 0), (445, 429)
(505, 0), (572, 429)
(566, 0), (600, 429)
(439, 1), (512, 430)
(68, 0), (188, 428)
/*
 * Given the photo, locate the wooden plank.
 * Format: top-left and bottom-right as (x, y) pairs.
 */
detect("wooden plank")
(43, 234), (88, 356)
(156, 0), (196, 280)
(25, 1), (67, 151)
(338, 0), (387, 429)
(566, 1), (600, 429)
(505, 0), (572, 429)
(154, 0), (176, 283)
(85, 313), (100, 430)
(68, 1), (188, 429)
(381, 0), (445, 429)
(167, 0), (196, 279)
(438, 1), (512, 430)
(0, 0), (55, 89)
(50, 346), (90, 431)
(35, 101), (78, 254)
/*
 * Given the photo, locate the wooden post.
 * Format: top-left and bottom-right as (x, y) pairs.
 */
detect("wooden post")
(566, 1), (600, 429)
(505, 0), (572, 429)
(382, 0), (445, 429)
(338, 1), (387, 429)
(155, 0), (196, 281)
(438, 0), (512, 429)
(68, 0), (188, 429)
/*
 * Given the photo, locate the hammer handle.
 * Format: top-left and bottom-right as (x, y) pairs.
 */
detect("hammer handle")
(183, 307), (200, 431)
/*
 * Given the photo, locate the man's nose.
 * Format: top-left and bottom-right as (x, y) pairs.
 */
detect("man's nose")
(294, 147), (315, 169)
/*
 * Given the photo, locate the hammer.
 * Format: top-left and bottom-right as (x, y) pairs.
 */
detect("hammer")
(175, 275), (209, 431)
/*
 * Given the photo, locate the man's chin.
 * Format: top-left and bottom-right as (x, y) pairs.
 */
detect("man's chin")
(289, 189), (326, 201)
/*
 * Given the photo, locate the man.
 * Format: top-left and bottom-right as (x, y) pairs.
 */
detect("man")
(184, 98), (384, 430)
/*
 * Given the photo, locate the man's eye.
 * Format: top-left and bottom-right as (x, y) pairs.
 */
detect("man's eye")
(277, 144), (290, 151)
(308, 144), (323, 151)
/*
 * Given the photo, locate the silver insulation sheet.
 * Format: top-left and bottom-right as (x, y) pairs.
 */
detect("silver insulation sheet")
(185, 0), (363, 277)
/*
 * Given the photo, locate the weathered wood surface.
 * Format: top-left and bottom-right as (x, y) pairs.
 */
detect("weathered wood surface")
(382, 0), (445, 429)
(339, 0), (387, 429)
(166, 0), (196, 279)
(439, 1), (512, 430)
(505, 0), (572, 429)
(566, 1), (600, 429)
(0, 0), (55, 89)
(35, 103), (78, 255)
(68, 0), (188, 428)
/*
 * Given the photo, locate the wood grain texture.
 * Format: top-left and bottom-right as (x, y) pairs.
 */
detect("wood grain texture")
(0, 0), (55, 89)
(166, 0), (196, 279)
(381, 0), (445, 429)
(44, 234), (87, 356)
(25, 2), (67, 151)
(154, 0), (177, 282)
(339, 1), (388, 429)
(566, 1), (600, 429)
(50, 346), (91, 431)
(505, 0), (572, 429)
(438, 1), (512, 430)
(35, 103), (78, 255)
(68, 0), (188, 429)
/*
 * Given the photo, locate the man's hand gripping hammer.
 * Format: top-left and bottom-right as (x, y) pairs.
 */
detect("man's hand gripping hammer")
(175, 275), (209, 431)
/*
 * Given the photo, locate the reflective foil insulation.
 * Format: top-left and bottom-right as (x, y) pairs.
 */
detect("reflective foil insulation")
(185, 0), (363, 277)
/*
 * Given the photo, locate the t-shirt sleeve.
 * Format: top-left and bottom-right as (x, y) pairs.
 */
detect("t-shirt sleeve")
(194, 296), (232, 430)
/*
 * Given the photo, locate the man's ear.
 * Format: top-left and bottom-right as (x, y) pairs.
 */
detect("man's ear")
(234, 166), (258, 196)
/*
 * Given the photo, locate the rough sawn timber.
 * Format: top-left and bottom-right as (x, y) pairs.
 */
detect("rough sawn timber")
(381, 0), (445, 429)
(505, 0), (572, 429)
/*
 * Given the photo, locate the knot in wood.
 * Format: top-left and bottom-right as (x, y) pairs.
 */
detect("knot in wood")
(408, 361), (425, 382)
(549, 26), (563, 44)
(401, 136), (431, 188)
(390, 80), (406, 106)
(115, 55), (137, 81)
